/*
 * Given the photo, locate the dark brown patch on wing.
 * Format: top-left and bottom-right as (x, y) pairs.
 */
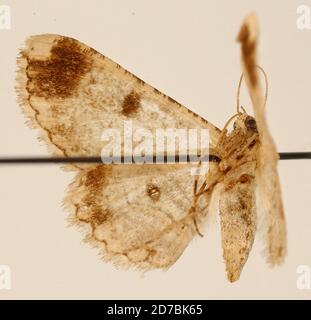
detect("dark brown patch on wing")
(90, 207), (110, 226)
(83, 165), (106, 207)
(146, 183), (161, 201)
(121, 91), (141, 116)
(25, 37), (92, 99)
(81, 165), (111, 227)
(84, 165), (106, 190)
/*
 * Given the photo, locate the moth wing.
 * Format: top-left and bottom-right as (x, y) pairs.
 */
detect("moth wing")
(237, 14), (286, 265)
(255, 145), (286, 265)
(65, 163), (213, 269)
(218, 161), (257, 282)
(16, 35), (220, 269)
(16, 34), (221, 161)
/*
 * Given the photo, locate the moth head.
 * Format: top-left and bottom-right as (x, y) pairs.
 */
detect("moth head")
(234, 114), (258, 133)
(244, 115), (258, 133)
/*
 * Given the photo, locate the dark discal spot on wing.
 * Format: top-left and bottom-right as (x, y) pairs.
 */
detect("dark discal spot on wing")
(26, 37), (92, 99)
(237, 24), (257, 87)
(146, 183), (161, 201)
(122, 91), (141, 116)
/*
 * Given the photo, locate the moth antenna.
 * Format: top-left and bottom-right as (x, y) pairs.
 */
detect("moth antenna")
(236, 65), (269, 113)
(236, 72), (244, 113)
(223, 113), (240, 131)
(240, 106), (247, 113)
(218, 112), (240, 145)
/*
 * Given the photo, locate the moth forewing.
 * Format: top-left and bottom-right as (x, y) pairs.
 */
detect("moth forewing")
(212, 111), (260, 282)
(16, 33), (221, 161)
(219, 161), (257, 282)
(237, 14), (287, 265)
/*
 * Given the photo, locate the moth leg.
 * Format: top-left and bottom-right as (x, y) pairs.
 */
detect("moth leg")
(191, 177), (211, 238)
(193, 216), (204, 237)
(192, 159), (203, 195)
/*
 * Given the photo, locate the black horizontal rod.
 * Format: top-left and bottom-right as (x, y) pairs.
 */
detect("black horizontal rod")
(0, 154), (221, 164)
(0, 152), (309, 164)
(279, 152), (311, 160)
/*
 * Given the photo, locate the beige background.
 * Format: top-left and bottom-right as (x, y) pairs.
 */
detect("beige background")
(0, 0), (311, 299)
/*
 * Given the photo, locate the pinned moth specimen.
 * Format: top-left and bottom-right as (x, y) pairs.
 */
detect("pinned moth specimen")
(16, 13), (286, 282)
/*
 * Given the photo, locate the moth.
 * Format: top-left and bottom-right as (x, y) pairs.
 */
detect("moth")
(16, 13), (286, 282)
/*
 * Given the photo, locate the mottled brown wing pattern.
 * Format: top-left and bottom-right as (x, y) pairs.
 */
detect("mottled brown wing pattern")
(219, 161), (257, 282)
(237, 14), (287, 265)
(65, 164), (212, 270)
(15, 14), (287, 280)
(208, 110), (260, 282)
(16, 34), (221, 162)
(16, 34), (220, 270)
